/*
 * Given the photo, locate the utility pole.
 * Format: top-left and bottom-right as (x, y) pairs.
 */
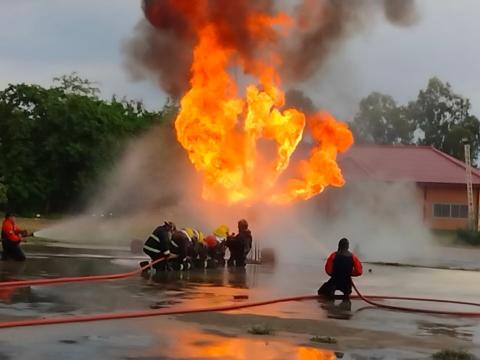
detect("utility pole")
(463, 138), (475, 231)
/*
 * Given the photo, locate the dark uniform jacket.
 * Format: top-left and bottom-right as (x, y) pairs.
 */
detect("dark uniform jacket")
(170, 230), (192, 260)
(143, 225), (172, 255)
(226, 229), (252, 255)
(325, 250), (362, 292)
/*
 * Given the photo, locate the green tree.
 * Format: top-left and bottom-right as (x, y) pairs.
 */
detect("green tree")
(351, 92), (414, 144)
(0, 74), (169, 215)
(53, 72), (100, 96)
(408, 77), (480, 161)
(0, 178), (7, 208)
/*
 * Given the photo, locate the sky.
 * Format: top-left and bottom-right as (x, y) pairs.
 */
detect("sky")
(1, 0), (480, 120)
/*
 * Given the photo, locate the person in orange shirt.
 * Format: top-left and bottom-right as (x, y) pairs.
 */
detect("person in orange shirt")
(318, 238), (363, 300)
(1, 213), (29, 261)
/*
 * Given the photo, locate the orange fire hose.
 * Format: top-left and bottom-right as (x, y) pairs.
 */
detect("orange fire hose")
(351, 282), (480, 316)
(1, 259), (480, 328)
(0, 256), (172, 288)
(1, 287), (480, 329)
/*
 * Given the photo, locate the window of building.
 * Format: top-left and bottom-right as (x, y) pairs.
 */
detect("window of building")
(433, 204), (450, 218)
(451, 204), (469, 218)
(433, 203), (468, 218)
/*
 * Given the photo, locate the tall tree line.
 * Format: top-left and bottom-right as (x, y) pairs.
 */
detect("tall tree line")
(0, 74), (173, 215)
(351, 77), (480, 162)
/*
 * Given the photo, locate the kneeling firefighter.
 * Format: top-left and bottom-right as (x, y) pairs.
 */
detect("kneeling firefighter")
(203, 225), (229, 268)
(170, 227), (199, 270)
(184, 228), (207, 269)
(142, 221), (176, 270)
(317, 238), (363, 300)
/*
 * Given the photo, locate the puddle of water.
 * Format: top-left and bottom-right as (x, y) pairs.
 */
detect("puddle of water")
(149, 328), (338, 360)
(1, 246), (480, 352)
(1, 316), (433, 360)
(0, 317), (340, 360)
(416, 320), (474, 341)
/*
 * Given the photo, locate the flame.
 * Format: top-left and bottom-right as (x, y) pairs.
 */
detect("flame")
(175, 11), (353, 205)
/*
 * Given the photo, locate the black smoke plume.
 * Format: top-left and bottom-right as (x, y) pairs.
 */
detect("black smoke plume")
(123, 0), (418, 99)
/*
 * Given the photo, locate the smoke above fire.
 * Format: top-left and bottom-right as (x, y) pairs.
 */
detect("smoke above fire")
(124, 0), (417, 206)
(125, 0), (418, 98)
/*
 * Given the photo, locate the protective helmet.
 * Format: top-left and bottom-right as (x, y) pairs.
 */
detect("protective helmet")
(214, 225), (229, 238)
(192, 229), (200, 242)
(204, 234), (218, 247)
(184, 227), (195, 239)
(164, 221), (176, 232)
(238, 219), (248, 231)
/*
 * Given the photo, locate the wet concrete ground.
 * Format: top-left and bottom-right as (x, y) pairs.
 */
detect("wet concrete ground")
(0, 243), (480, 359)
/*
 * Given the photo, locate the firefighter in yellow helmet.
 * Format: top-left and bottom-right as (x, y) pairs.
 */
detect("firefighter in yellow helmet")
(170, 227), (197, 270)
(215, 225), (229, 239)
(189, 228), (207, 268)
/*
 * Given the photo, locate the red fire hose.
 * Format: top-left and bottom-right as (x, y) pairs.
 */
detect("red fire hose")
(0, 294), (320, 329)
(351, 283), (480, 316)
(1, 287), (480, 329)
(1, 261), (480, 328)
(0, 257), (170, 288)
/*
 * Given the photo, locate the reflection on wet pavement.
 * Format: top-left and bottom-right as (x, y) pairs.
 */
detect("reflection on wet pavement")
(318, 299), (353, 320)
(2, 255), (480, 327)
(153, 329), (336, 360)
(417, 320), (474, 341)
(1, 316), (341, 360)
(1, 246), (480, 358)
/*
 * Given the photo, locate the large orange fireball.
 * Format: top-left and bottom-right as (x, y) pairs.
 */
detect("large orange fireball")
(144, 1), (354, 205)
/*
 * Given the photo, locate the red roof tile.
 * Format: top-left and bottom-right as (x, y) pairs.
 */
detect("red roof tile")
(338, 145), (480, 185)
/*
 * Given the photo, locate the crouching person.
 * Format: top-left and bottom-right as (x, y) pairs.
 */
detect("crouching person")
(187, 229), (209, 269)
(170, 227), (197, 270)
(318, 238), (362, 301)
(203, 225), (229, 268)
(142, 221), (176, 271)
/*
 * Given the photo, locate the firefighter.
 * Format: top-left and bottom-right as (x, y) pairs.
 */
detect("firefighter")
(203, 225), (229, 267)
(226, 219), (252, 268)
(317, 238), (363, 300)
(170, 227), (197, 270)
(1, 213), (30, 261)
(212, 224), (228, 266)
(142, 221), (176, 271)
(187, 228), (208, 269)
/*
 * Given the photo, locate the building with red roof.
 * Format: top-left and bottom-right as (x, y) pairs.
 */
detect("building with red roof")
(337, 145), (480, 230)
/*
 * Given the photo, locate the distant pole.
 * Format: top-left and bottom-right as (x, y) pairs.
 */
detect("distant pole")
(463, 138), (475, 231)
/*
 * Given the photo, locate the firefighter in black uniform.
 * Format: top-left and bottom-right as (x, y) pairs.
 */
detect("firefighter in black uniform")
(170, 228), (197, 270)
(142, 221), (176, 271)
(226, 219), (252, 268)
